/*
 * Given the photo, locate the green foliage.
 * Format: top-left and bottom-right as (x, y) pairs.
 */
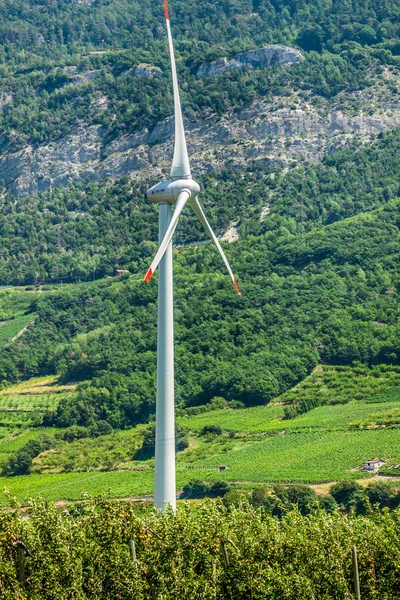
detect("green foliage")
(0, 0), (398, 151)
(0, 313), (35, 344)
(247, 484), (319, 516)
(366, 481), (400, 510)
(1, 361), (398, 495)
(330, 480), (365, 512)
(134, 423), (189, 460)
(200, 424), (223, 436)
(1, 434), (52, 476)
(0, 1), (398, 499)
(181, 479), (231, 499)
(330, 480), (400, 514)
(55, 421), (113, 443)
(1, 500), (400, 598)
(283, 405), (298, 420)
(273, 483), (318, 516)
(0, 131), (397, 435)
(195, 428), (400, 483)
(278, 365), (400, 419)
(0, 126), (399, 287)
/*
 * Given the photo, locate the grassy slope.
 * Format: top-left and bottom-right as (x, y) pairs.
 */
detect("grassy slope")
(0, 364), (399, 503)
(0, 288), (36, 347)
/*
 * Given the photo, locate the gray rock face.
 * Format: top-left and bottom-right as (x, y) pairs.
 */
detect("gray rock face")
(122, 64), (163, 79)
(1, 86), (399, 198)
(63, 66), (79, 75)
(0, 90), (12, 110)
(70, 70), (102, 85)
(196, 45), (304, 78)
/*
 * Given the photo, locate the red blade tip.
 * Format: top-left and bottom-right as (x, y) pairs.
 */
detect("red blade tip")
(164, 0), (169, 19)
(234, 280), (242, 296)
(144, 268), (153, 283)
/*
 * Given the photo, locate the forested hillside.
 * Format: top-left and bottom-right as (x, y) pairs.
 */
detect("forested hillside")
(0, 0), (399, 150)
(0, 0), (398, 499)
(0, 130), (398, 427)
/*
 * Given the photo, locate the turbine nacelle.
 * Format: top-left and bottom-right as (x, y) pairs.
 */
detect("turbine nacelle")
(145, 178), (200, 204)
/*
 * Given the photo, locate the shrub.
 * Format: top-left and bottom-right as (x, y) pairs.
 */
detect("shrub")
(1, 436), (53, 476)
(134, 423), (188, 460)
(181, 480), (210, 499)
(330, 480), (366, 514)
(200, 424), (223, 436)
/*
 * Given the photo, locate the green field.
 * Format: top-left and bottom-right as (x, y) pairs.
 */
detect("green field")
(193, 428), (400, 483)
(0, 312), (36, 344)
(0, 376), (77, 473)
(0, 364), (399, 502)
(0, 470), (154, 504)
(0, 469), (221, 504)
(0, 287), (39, 345)
(179, 404), (285, 433)
(1, 422), (399, 503)
(180, 398), (400, 434)
(0, 376), (75, 427)
(32, 427), (147, 474)
(0, 382), (76, 429)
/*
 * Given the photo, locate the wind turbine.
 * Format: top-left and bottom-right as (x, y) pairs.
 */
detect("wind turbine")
(144, 0), (241, 511)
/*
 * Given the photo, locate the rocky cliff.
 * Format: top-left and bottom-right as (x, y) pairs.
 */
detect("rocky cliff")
(196, 45), (304, 78)
(1, 75), (399, 198)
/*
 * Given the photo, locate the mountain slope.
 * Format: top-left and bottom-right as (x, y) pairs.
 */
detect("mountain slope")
(0, 1), (399, 497)
(0, 0), (399, 195)
(0, 192), (398, 431)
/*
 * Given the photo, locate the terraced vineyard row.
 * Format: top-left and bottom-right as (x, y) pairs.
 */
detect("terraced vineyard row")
(196, 428), (400, 483)
(0, 364), (399, 502)
(0, 313), (36, 344)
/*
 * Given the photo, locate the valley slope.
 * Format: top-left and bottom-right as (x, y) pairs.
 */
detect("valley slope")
(0, 0), (399, 502)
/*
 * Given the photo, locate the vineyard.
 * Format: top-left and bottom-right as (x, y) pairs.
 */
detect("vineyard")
(194, 428), (400, 483)
(0, 313), (36, 345)
(0, 376), (76, 427)
(0, 374), (77, 481)
(0, 499), (400, 599)
(0, 363), (398, 503)
(0, 287), (399, 503)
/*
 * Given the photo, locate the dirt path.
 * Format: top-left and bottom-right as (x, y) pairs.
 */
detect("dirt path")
(310, 474), (400, 496)
(10, 319), (35, 343)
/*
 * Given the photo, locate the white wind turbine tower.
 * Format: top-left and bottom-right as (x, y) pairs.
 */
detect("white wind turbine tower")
(144, 0), (241, 511)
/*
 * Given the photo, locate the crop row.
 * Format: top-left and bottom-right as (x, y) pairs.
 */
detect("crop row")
(0, 313), (36, 343)
(196, 428), (400, 483)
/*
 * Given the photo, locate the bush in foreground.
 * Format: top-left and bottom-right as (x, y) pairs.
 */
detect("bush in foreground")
(0, 499), (400, 599)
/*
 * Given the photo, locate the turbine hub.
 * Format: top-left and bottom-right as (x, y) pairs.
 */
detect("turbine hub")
(145, 178), (200, 204)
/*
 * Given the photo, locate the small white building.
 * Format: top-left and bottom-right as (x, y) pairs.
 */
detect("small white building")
(363, 458), (385, 471)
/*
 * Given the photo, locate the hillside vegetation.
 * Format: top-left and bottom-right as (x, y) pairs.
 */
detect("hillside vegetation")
(0, 0), (398, 503)
(0, 0), (398, 150)
(0, 363), (399, 503)
(0, 170), (399, 429)
(0, 128), (398, 284)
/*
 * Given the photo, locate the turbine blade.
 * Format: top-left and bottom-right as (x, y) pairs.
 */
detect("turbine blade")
(164, 0), (191, 179)
(144, 190), (190, 282)
(189, 197), (241, 295)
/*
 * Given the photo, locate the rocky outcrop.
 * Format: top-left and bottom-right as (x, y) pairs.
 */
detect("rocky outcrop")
(61, 64), (162, 87)
(220, 222), (240, 243)
(1, 86), (400, 198)
(0, 90), (12, 110)
(122, 64), (162, 79)
(196, 45), (303, 78)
